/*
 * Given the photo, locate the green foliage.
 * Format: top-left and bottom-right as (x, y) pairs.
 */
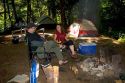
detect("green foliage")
(0, 0), (57, 31)
(100, 0), (125, 33)
(0, 2), (4, 32)
(0, 15), (4, 32)
(118, 33), (125, 43)
(0, 0), (80, 33)
(1, 0), (124, 34)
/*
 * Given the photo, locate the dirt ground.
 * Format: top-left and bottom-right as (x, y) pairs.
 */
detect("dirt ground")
(0, 35), (125, 83)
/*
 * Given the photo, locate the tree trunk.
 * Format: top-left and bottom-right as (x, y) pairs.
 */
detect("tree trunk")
(37, 0), (40, 17)
(47, 0), (51, 17)
(48, 8), (51, 17)
(31, 10), (35, 23)
(6, 0), (12, 26)
(3, 0), (7, 31)
(51, 0), (56, 20)
(11, 0), (17, 21)
(27, 0), (31, 23)
(67, 10), (71, 25)
(60, 0), (66, 26)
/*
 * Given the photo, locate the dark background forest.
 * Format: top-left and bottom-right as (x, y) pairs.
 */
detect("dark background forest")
(0, 0), (125, 36)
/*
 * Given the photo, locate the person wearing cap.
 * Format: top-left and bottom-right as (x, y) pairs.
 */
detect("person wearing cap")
(26, 23), (68, 65)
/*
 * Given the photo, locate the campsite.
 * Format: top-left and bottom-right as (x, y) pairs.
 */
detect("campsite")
(0, 0), (125, 83)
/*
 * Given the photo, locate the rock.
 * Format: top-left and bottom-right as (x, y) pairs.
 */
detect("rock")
(92, 68), (99, 71)
(7, 74), (29, 83)
(90, 70), (98, 75)
(103, 69), (114, 77)
(98, 65), (104, 72)
(70, 65), (79, 75)
(82, 67), (89, 72)
(78, 55), (120, 78)
(96, 73), (103, 77)
(83, 58), (92, 63)
(79, 64), (84, 69)
(88, 62), (94, 68)
(100, 56), (106, 63)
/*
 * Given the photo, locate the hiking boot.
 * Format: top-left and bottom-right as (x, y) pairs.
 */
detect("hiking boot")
(41, 60), (50, 68)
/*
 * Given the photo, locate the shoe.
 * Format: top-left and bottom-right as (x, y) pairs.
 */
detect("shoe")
(59, 60), (68, 65)
(71, 54), (78, 59)
(41, 60), (50, 68)
(74, 58), (80, 62)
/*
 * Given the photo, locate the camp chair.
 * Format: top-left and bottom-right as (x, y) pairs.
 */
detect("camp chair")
(30, 40), (52, 66)
(26, 35), (56, 82)
(27, 39), (55, 83)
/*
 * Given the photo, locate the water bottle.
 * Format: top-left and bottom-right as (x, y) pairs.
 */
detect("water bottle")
(30, 59), (39, 83)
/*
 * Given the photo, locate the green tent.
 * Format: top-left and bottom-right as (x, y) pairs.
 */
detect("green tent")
(38, 15), (55, 24)
(37, 15), (56, 29)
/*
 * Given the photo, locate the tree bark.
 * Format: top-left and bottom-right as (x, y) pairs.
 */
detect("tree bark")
(6, 0), (12, 26)
(51, 0), (56, 19)
(36, 0), (40, 17)
(11, 0), (17, 21)
(60, 0), (66, 26)
(27, 0), (31, 23)
(3, 0), (7, 31)
(47, 0), (51, 17)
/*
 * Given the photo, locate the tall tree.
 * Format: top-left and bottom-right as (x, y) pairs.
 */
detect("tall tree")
(60, 0), (66, 26)
(11, 0), (17, 21)
(6, 0), (12, 26)
(36, 0), (41, 17)
(27, 0), (31, 23)
(3, 0), (7, 31)
(100, 0), (125, 32)
(64, 0), (79, 25)
(47, 0), (56, 19)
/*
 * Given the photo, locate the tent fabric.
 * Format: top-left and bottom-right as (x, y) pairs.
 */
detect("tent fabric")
(37, 15), (56, 29)
(80, 19), (97, 31)
(38, 15), (56, 24)
(79, 19), (98, 37)
(79, 30), (98, 37)
(69, 19), (98, 37)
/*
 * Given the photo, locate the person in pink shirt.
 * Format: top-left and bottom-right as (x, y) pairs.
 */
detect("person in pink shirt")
(54, 24), (77, 59)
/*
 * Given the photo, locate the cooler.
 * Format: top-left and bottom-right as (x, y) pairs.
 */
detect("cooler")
(78, 43), (96, 55)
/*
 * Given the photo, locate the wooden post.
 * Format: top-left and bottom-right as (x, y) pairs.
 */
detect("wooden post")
(53, 66), (59, 83)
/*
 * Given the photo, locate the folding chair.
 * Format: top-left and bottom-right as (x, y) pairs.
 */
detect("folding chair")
(26, 37), (57, 83)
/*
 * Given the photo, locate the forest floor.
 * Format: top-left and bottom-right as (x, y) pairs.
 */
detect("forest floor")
(0, 31), (125, 83)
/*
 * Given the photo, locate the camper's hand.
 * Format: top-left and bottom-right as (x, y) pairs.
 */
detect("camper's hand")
(57, 41), (61, 44)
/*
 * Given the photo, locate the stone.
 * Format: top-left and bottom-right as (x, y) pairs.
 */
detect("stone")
(78, 55), (121, 78)
(70, 65), (79, 75)
(92, 68), (99, 71)
(103, 69), (114, 77)
(96, 73), (103, 77)
(90, 70), (98, 75)
(98, 65), (105, 72)
(82, 67), (89, 72)
(7, 74), (29, 83)
(88, 62), (94, 68)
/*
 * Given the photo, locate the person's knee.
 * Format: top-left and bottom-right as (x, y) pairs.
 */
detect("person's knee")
(68, 40), (74, 45)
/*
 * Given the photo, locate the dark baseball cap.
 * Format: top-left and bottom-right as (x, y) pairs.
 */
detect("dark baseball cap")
(27, 23), (37, 29)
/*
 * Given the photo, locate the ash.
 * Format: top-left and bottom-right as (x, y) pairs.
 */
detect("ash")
(77, 54), (122, 78)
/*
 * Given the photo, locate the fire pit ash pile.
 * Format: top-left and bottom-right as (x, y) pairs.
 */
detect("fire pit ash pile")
(77, 54), (122, 78)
